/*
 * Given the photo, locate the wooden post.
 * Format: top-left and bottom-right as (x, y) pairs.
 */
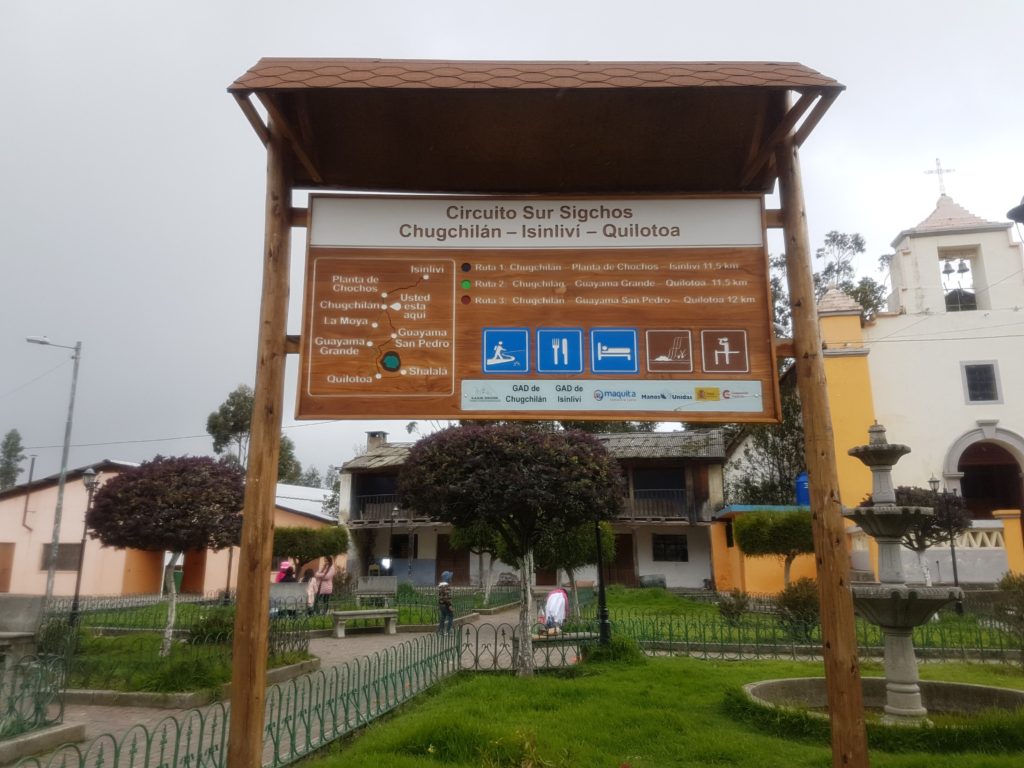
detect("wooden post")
(227, 120), (292, 768)
(776, 136), (870, 768)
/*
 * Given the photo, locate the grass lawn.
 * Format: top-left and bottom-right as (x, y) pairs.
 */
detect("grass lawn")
(298, 655), (1024, 768)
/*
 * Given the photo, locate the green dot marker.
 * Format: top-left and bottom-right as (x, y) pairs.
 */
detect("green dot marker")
(381, 351), (401, 372)
(461, 279), (472, 290)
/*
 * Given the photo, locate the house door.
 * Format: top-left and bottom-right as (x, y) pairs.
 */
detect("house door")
(604, 534), (637, 587)
(435, 535), (470, 586)
(0, 543), (14, 592)
(534, 566), (558, 586)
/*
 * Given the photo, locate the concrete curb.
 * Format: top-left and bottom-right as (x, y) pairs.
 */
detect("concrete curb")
(0, 723), (86, 765)
(64, 658), (321, 709)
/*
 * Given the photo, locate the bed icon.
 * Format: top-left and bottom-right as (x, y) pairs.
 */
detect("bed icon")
(590, 329), (639, 373)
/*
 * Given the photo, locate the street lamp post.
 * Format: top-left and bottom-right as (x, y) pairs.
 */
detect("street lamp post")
(929, 475), (964, 614)
(594, 520), (610, 645)
(381, 507), (398, 575)
(71, 468), (99, 625)
(26, 336), (83, 602)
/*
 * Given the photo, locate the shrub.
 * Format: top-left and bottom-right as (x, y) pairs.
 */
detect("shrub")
(397, 581), (420, 601)
(579, 635), (646, 665)
(997, 571), (1024, 648)
(188, 606), (235, 644)
(775, 577), (820, 642)
(36, 617), (80, 656)
(717, 589), (750, 626)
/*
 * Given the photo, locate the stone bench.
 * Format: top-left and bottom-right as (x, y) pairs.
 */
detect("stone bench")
(330, 608), (398, 638)
(269, 582), (311, 615)
(354, 575), (397, 607)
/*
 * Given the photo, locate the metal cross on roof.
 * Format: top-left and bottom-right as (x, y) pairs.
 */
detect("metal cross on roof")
(924, 157), (956, 196)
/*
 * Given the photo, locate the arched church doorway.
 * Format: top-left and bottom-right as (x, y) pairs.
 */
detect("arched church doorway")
(958, 442), (1022, 519)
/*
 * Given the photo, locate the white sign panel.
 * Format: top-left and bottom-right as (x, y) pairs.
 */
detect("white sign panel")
(310, 197), (763, 250)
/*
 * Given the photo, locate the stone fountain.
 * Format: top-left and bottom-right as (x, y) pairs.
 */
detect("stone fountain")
(743, 424), (1024, 728)
(844, 423), (962, 724)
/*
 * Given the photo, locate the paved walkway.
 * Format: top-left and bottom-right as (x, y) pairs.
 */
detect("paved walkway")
(51, 606), (523, 757)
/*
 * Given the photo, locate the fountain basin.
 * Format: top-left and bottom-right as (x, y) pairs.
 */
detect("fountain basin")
(843, 505), (933, 540)
(852, 584), (962, 628)
(744, 677), (1024, 718)
(847, 442), (911, 467)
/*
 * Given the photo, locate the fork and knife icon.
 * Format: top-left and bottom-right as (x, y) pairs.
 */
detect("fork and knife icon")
(551, 337), (569, 365)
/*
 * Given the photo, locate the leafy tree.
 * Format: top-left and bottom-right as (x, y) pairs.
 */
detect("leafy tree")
(534, 519), (615, 618)
(206, 384), (253, 462)
(861, 485), (971, 586)
(277, 435), (303, 484)
(87, 455), (244, 655)
(769, 253), (793, 337)
(0, 429), (26, 490)
(273, 526), (349, 574)
(733, 509), (814, 586)
(297, 466), (322, 489)
(812, 230), (887, 317)
(726, 383), (805, 505)
(815, 230), (864, 288)
(206, 384), (303, 482)
(398, 424), (624, 675)
(321, 466), (340, 518)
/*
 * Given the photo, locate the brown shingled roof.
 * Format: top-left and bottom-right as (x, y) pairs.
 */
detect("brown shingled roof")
(339, 430), (725, 473)
(230, 59), (841, 92)
(229, 58), (842, 194)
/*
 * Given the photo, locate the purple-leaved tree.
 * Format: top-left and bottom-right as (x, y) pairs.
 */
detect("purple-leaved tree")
(88, 455), (244, 655)
(398, 424), (623, 675)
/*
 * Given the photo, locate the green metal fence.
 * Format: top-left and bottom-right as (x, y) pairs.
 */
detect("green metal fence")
(0, 655), (66, 741)
(11, 591), (1024, 767)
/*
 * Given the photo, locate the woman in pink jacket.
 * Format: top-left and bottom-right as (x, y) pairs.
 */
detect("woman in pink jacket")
(314, 557), (336, 613)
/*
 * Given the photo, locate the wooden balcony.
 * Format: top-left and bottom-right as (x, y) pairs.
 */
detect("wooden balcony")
(350, 490), (709, 525)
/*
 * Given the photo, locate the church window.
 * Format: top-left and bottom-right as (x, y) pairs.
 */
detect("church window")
(961, 362), (1000, 403)
(939, 249), (977, 312)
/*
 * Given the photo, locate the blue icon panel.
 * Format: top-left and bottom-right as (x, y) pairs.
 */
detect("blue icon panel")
(482, 328), (529, 374)
(590, 328), (639, 374)
(536, 329), (583, 374)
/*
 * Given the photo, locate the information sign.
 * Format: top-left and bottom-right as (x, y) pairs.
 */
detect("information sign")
(298, 196), (780, 422)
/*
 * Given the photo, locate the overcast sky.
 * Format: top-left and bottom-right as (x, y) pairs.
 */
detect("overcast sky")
(2, 0), (1022, 482)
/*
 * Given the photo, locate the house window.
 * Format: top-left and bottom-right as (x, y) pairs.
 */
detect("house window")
(725, 521), (735, 548)
(39, 543), (82, 571)
(392, 533), (416, 559)
(652, 534), (688, 562)
(962, 362), (1001, 404)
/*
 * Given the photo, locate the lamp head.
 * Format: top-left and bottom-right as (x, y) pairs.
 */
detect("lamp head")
(1008, 196), (1024, 224)
(928, 475), (940, 493)
(83, 467), (99, 491)
(26, 336), (51, 345)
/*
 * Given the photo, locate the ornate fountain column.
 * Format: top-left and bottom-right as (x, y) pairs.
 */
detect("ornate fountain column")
(845, 424), (962, 725)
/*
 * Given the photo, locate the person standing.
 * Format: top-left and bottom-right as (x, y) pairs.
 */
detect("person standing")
(302, 569), (316, 614)
(314, 557), (336, 613)
(437, 570), (454, 634)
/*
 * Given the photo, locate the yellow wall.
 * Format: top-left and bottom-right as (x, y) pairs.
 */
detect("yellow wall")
(820, 314), (876, 508)
(994, 511), (1024, 575)
(709, 523), (736, 591)
(709, 521), (816, 595)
